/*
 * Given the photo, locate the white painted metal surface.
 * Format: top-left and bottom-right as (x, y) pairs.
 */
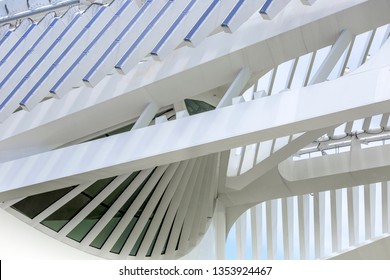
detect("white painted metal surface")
(1, 0), (390, 261)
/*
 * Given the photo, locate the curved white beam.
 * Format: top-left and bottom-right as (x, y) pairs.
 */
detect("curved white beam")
(226, 128), (329, 190)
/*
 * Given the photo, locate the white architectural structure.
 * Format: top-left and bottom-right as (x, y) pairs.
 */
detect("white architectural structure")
(1, 0), (390, 260)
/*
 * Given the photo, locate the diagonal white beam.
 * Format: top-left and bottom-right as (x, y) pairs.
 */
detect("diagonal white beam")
(217, 67), (252, 109)
(308, 29), (353, 85)
(328, 233), (390, 259)
(221, 0), (266, 33)
(132, 101), (159, 130)
(226, 128), (330, 190)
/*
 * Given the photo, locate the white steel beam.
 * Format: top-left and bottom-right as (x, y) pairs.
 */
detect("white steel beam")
(338, 37), (355, 78)
(330, 190), (338, 252)
(382, 181), (389, 233)
(336, 189), (343, 250)
(364, 184), (372, 240)
(236, 211), (247, 259)
(217, 67), (251, 108)
(308, 29), (353, 85)
(221, 0), (266, 33)
(132, 101), (159, 130)
(3, 65), (390, 200)
(298, 195), (310, 259)
(260, 0), (292, 20)
(347, 187), (356, 245)
(303, 51), (316, 86)
(227, 128), (329, 190)
(250, 206), (259, 259)
(215, 199), (227, 260)
(358, 29), (376, 67)
(313, 192), (326, 258)
(285, 58), (299, 89)
(267, 67), (277, 95)
(265, 200), (273, 259)
(287, 197), (295, 259)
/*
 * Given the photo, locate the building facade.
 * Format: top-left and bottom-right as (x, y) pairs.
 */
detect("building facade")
(1, 0), (390, 260)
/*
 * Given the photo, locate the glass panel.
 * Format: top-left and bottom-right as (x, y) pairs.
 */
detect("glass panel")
(11, 186), (74, 219)
(66, 205), (106, 242)
(83, 177), (116, 198)
(103, 172), (139, 207)
(184, 99), (215, 115)
(41, 194), (91, 232)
